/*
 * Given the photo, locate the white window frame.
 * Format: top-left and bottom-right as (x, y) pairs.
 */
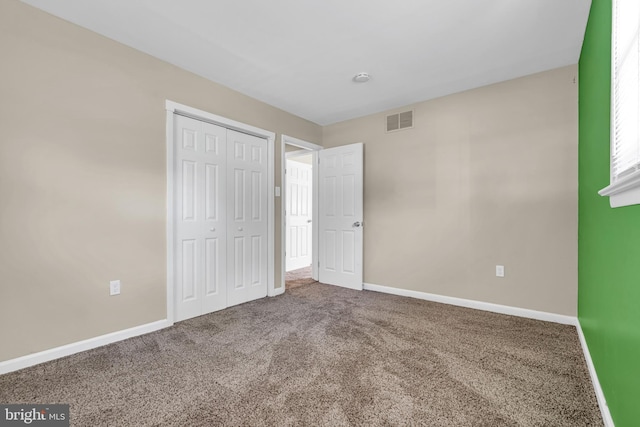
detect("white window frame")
(599, 0), (640, 207)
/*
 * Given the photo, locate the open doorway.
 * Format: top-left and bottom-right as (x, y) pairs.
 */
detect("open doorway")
(285, 152), (312, 272)
(280, 136), (364, 293)
(281, 136), (321, 292)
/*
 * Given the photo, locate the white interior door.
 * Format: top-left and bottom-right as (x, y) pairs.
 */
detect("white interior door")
(175, 115), (228, 321)
(318, 143), (363, 290)
(227, 129), (269, 307)
(286, 159), (313, 272)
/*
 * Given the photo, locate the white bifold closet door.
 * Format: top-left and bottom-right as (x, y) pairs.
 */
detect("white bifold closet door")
(226, 129), (268, 307)
(175, 115), (267, 321)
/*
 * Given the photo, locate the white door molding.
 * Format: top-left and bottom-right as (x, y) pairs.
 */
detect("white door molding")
(167, 100), (276, 324)
(280, 135), (322, 291)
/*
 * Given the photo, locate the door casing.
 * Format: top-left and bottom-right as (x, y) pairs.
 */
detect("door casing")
(280, 135), (322, 291)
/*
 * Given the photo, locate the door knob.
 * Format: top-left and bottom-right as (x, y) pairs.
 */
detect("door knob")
(352, 221), (362, 228)
(307, 220), (312, 223)
(210, 227), (216, 232)
(238, 227), (243, 231)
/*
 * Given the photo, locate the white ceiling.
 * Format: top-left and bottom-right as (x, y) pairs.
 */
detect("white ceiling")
(21, 0), (592, 126)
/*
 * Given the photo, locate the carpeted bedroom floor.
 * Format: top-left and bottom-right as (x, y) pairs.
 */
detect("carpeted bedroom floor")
(0, 271), (602, 426)
(285, 265), (316, 290)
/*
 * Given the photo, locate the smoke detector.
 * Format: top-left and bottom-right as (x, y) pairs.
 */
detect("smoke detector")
(353, 72), (371, 83)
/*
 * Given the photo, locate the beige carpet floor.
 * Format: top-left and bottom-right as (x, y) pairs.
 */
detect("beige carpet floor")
(285, 265), (315, 290)
(0, 281), (602, 426)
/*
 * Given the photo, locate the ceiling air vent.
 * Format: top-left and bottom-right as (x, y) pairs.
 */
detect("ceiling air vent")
(386, 110), (413, 132)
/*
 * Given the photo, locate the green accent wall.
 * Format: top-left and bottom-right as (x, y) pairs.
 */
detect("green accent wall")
(579, 0), (640, 426)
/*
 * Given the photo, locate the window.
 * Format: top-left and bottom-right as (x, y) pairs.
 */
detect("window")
(599, 0), (640, 207)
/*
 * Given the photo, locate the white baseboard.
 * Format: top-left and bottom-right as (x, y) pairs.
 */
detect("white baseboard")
(363, 283), (577, 325)
(576, 322), (615, 427)
(0, 319), (172, 375)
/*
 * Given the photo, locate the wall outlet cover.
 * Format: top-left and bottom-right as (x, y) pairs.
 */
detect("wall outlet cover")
(496, 265), (505, 277)
(110, 280), (121, 295)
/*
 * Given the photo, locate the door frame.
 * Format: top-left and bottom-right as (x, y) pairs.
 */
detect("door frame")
(166, 100), (276, 324)
(280, 135), (322, 292)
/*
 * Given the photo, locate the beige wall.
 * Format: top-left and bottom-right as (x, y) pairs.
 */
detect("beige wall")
(323, 65), (578, 316)
(0, 0), (321, 362)
(286, 153), (313, 165)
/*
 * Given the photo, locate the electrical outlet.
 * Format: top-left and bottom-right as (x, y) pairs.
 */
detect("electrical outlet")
(110, 280), (121, 296)
(496, 265), (505, 278)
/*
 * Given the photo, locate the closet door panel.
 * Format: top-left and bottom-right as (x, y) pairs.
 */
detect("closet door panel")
(199, 121), (228, 314)
(175, 116), (228, 321)
(227, 130), (268, 307)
